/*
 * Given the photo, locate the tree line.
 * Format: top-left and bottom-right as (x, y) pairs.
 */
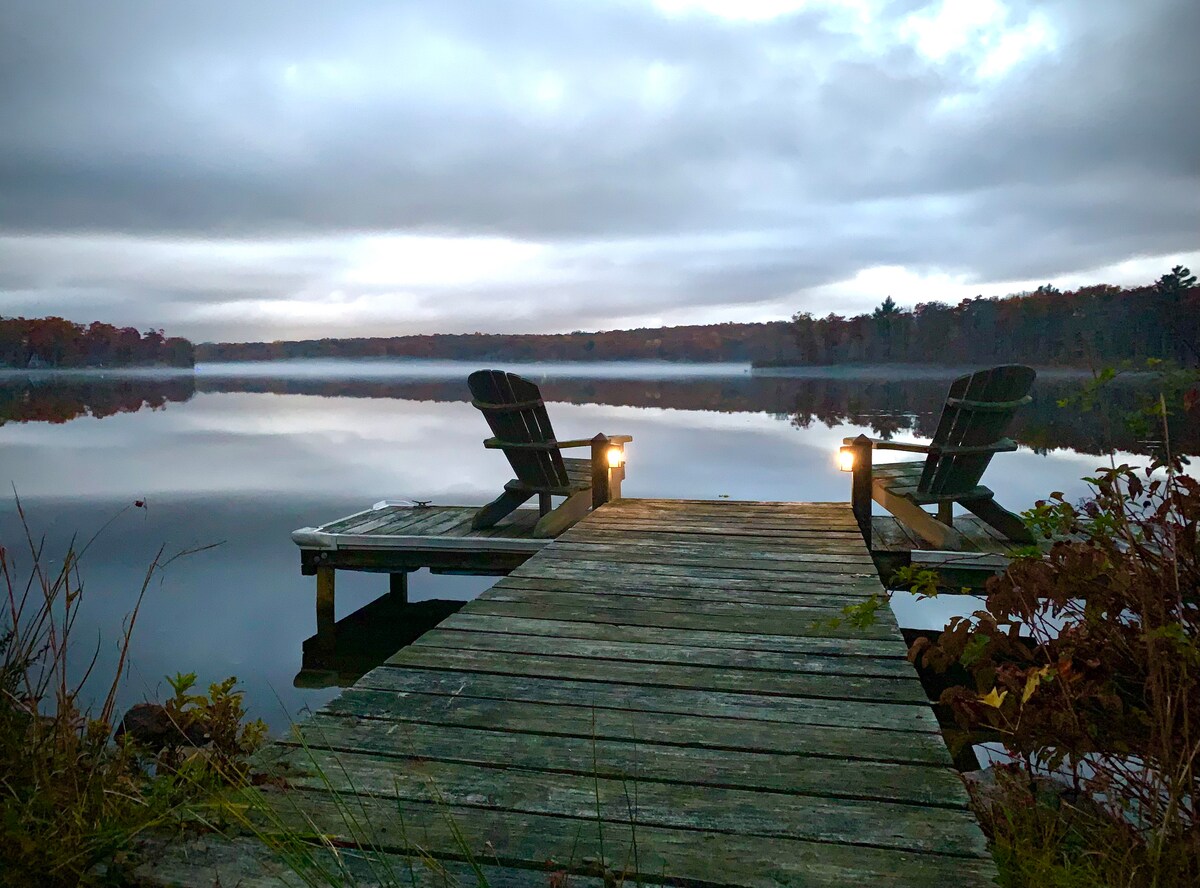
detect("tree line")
(0, 317), (195, 369)
(786, 267), (1199, 367)
(195, 322), (799, 364)
(7, 266), (1195, 371)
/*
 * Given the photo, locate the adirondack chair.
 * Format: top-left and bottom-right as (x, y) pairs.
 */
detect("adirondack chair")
(842, 364), (1037, 550)
(468, 369), (632, 538)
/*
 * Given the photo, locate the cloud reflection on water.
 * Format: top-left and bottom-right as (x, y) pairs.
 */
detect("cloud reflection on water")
(0, 363), (1160, 728)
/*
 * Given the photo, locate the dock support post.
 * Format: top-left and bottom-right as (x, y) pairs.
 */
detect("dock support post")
(315, 565), (336, 654)
(851, 434), (873, 550)
(591, 433), (611, 509)
(389, 571), (409, 603)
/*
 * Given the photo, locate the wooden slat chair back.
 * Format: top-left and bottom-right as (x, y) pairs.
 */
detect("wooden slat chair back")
(468, 369), (631, 538)
(845, 364), (1036, 550)
(918, 364), (1037, 500)
(468, 369), (572, 494)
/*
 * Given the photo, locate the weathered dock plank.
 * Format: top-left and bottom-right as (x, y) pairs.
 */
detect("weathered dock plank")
(386, 645), (928, 702)
(349, 666), (944, 734)
(268, 751), (987, 855)
(412, 628), (916, 677)
(148, 499), (995, 886)
(220, 788), (999, 888)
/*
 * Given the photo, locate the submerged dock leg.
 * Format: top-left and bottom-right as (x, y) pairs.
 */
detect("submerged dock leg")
(316, 566), (336, 646)
(389, 572), (409, 604)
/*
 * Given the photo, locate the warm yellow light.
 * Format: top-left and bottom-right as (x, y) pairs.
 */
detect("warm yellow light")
(837, 446), (855, 472)
(607, 445), (624, 468)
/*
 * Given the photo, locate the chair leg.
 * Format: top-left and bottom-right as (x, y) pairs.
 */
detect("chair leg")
(961, 496), (1035, 544)
(873, 486), (969, 550)
(532, 489), (592, 538)
(472, 487), (534, 529)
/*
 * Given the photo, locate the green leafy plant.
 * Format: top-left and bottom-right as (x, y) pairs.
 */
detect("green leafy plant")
(158, 672), (268, 782)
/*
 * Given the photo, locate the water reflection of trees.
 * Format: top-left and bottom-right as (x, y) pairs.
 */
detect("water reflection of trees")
(0, 375), (196, 425)
(196, 374), (1193, 457)
(3, 372), (1192, 457)
(780, 377), (1176, 456)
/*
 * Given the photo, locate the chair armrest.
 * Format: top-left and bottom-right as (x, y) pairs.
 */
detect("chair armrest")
(872, 441), (934, 454)
(555, 435), (634, 448)
(839, 437), (1018, 455)
(840, 437), (931, 454)
(483, 438), (559, 451)
(484, 435), (635, 451)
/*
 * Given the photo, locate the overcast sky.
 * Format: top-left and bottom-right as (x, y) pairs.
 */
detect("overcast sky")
(1, 0), (1197, 343)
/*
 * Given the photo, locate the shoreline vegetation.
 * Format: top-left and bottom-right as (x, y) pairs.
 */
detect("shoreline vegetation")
(0, 317), (195, 370)
(767, 268), (1199, 371)
(194, 269), (1198, 370)
(7, 268), (1196, 373)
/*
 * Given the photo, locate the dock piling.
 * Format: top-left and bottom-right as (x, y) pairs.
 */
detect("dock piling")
(388, 572), (409, 603)
(315, 565), (336, 656)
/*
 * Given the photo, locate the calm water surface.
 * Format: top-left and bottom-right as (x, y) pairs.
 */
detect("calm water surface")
(0, 360), (1164, 729)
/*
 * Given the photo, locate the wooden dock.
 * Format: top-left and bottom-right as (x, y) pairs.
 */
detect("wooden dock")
(146, 499), (995, 887)
(293, 502), (549, 575)
(290, 506), (1023, 644)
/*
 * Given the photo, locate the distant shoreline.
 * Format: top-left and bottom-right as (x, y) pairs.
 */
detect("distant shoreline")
(0, 357), (1155, 381)
(749, 363), (1150, 379)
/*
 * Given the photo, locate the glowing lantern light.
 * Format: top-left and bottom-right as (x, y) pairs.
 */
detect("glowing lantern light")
(837, 446), (856, 472)
(607, 446), (624, 468)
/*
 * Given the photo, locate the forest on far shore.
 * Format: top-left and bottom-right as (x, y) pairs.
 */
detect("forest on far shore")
(784, 266), (1198, 368)
(0, 317), (195, 368)
(6, 267), (1196, 370)
(197, 267), (1198, 368)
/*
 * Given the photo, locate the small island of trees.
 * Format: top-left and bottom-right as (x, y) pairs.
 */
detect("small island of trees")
(0, 317), (195, 369)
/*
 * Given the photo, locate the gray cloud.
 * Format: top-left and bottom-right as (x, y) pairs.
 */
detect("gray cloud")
(0, 0), (1197, 340)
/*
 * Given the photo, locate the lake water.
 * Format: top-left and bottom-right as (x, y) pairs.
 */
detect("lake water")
(0, 360), (1170, 730)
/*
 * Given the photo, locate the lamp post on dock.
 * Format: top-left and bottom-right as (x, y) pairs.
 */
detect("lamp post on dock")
(839, 434), (873, 549)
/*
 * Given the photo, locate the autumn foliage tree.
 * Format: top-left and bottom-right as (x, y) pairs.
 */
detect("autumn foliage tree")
(0, 317), (194, 368)
(789, 271), (1200, 368)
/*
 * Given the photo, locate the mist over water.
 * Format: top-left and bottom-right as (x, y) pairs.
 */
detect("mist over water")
(195, 359), (755, 379)
(0, 360), (1175, 729)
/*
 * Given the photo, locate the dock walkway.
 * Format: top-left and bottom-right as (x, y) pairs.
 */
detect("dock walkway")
(147, 499), (995, 887)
